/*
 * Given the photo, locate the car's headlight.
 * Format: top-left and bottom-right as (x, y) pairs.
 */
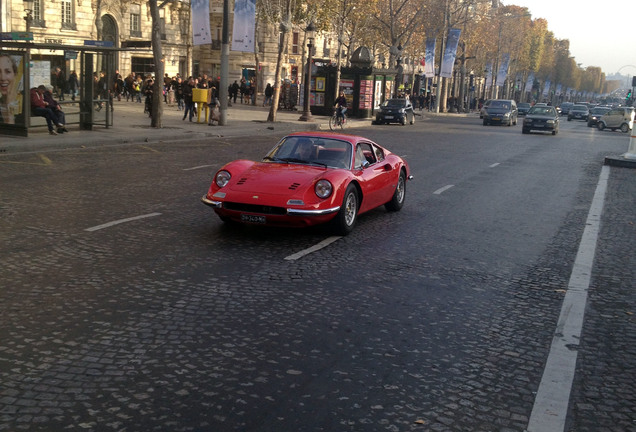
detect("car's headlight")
(215, 170), (231, 188)
(503, 112), (510, 117)
(524, 118), (532, 123)
(399, 108), (405, 113)
(546, 120), (555, 124)
(315, 179), (333, 199)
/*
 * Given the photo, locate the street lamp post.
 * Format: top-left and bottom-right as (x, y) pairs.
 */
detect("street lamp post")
(24, 0), (34, 32)
(298, 22), (315, 122)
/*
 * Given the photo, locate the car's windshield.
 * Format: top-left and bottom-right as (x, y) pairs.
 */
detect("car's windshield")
(591, 107), (610, 114)
(266, 136), (353, 169)
(382, 99), (407, 108)
(518, 103), (531, 108)
(489, 100), (511, 109)
(528, 107), (556, 116)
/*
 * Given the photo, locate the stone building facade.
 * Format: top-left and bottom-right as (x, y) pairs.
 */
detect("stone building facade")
(1, 0), (343, 94)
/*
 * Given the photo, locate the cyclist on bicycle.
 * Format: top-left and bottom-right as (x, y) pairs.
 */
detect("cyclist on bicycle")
(334, 91), (348, 122)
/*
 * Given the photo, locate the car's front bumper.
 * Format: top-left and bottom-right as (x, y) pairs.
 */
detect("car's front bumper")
(201, 195), (341, 226)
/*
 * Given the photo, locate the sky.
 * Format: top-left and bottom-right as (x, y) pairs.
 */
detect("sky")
(502, 0), (635, 77)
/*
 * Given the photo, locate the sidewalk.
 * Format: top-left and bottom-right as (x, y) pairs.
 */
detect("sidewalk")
(0, 99), (370, 153)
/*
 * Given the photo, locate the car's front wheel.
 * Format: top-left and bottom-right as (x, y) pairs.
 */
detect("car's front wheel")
(385, 171), (406, 212)
(332, 184), (359, 236)
(620, 123), (630, 133)
(597, 122), (605, 131)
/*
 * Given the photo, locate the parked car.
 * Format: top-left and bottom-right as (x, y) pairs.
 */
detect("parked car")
(587, 107), (611, 127)
(567, 104), (589, 121)
(373, 98), (415, 125)
(597, 107), (635, 133)
(559, 102), (574, 116)
(522, 105), (560, 135)
(518, 102), (531, 116)
(482, 99), (518, 126)
(479, 99), (493, 119)
(201, 132), (412, 235)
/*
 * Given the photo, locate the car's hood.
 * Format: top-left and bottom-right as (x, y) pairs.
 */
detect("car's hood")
(486, 106), (512, 113)
(526, 114), (556, 120)
(227, 162), (326, 195)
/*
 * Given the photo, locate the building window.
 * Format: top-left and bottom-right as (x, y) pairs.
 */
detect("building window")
(292, 32), (299, 54)
(130, 4), (141, 37)
(160, 9), (166, 40)
(32, 0), (46, 27)
(61, 0), (76, 30)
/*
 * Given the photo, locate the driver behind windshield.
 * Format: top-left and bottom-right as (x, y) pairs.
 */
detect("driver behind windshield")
(294, 138), (315, 161)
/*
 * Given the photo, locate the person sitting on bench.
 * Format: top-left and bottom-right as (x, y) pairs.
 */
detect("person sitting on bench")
(30, 87), (63, 135)
(39, 85), (67, 133)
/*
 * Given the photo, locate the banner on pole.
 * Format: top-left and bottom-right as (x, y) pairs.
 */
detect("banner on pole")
(485, 61), (493, 88)
(496, 53), (510, 86)
(440, 29), (461, 79)
(232, 0), (256, 52)
(191, 0), (211, 46)
(424, 38), (436, 76)
(524, 72), (534, 93)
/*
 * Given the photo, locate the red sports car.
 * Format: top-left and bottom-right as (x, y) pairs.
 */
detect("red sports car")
(201, 132), (412, 235)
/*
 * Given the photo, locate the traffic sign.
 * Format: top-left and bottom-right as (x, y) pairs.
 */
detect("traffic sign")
(83, 40), (114, 47)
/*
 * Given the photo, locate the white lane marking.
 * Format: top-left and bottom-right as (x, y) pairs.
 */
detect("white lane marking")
(489, 163), (500, 168)
(284, 236), (342, 260)
(527, 165), (610, 432)
(85, 213), (162, 232)
(433, 184), (455, 195)
(183, 164), (216, 171)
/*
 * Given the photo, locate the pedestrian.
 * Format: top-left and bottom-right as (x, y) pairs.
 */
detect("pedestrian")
(264, 83), (273, 106)
(143, 77), (154, 117)
(231, 80), (239, 104)
(67, 71), (79, 101)
(182, 77), (195, 122)
(174, 76), (184, 110)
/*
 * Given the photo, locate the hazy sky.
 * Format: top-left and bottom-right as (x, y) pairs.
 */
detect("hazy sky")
(503, 0), (635, 76)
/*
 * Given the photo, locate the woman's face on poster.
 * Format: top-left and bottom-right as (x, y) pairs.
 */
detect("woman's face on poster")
(0, 56), (16, 98)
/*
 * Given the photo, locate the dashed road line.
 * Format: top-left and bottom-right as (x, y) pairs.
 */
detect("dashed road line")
(183, 164), (216, 171)
(489, 162), (500, 168)
(433, 184), (455, 195)
(527, 165), (610, 432)
(284, 236), (342, 260)
(85, 212), (162, 232)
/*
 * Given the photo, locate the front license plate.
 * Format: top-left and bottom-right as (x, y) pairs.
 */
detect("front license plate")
(492, 117), (501, 121)
(384, 115), (394, 119)
(241, 214), (266, 224)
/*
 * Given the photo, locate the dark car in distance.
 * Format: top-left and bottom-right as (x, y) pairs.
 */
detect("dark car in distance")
(373, 99), (415, 125)
(560, 102), (574, 116)
(567, 104), (589, 121)
(518, 103), (531, 116)
(587, 107), (611, 127)
(522, 105), (560, 135)
(482, 99), (518, 126)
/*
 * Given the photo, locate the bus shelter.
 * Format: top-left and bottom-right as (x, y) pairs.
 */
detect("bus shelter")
(0, 40), (149, 136)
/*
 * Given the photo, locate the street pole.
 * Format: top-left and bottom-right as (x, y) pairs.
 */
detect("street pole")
(298, 23), (315, 122)
(219, 0), (229, 125)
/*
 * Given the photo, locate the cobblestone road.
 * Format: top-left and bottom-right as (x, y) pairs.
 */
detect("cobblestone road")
(0, 126), (634, 432)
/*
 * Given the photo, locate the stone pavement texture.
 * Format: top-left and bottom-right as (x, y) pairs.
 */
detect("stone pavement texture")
(0, 99), (372, 153)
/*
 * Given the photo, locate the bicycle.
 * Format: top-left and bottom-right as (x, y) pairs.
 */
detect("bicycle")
(329, 108), (347, 131)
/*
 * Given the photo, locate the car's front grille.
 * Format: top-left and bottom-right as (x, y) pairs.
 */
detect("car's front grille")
(223, 202), (287, 215)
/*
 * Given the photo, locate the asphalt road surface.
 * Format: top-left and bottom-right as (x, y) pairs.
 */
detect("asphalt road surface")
(1, 115), (634, 431)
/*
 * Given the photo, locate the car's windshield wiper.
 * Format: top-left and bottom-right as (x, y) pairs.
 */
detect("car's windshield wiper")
(263, 156), (283, 162)
(278, 157), (306, 164)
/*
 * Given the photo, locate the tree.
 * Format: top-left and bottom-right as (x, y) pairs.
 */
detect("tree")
(149, 0), (164, 128)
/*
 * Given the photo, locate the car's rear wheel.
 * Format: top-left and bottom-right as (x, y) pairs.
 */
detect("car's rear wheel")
(620, 123), (630, 133)
(385, 171), (406, 212)
(332, 184), (359, 236)
(597, 122), (605, 131)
